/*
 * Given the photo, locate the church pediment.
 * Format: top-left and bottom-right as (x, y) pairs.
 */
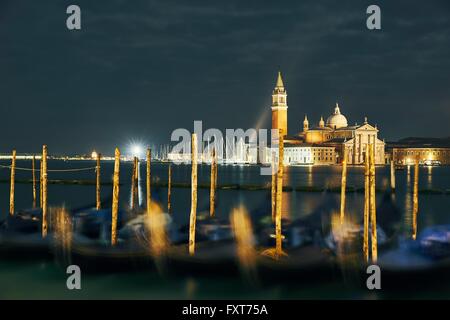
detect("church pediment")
(356, 123), (378, 131)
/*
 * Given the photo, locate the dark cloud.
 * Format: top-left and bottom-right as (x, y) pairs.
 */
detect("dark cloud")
(0, 0), (449, 154)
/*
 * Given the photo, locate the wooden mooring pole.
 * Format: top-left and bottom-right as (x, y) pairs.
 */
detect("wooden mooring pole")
(209, 148), (217, 217)
(96, 153), (101, 210)
(189, 133), (198, 255)
(271, 151), (276, 222)
(167, 164), (172, 213)
(340, 148), (348, 224)
(130, 159), (135, 210)
(32, 155), (37, 207)
(146, 148), (151, 218)
(111, 148), (120, 246)
(130, 156), (138, 210)
(40, 158), (43, 208)
(275, 132), (286, 258)
(9, 150), (16, 216)
(262, 131), (287, 260)
(134, 157), (139, 207)
(42, 145), (48, 238)
(412, 158), (419, 240)
(369, 144), (377, 263)
(363, 150), (370, 263)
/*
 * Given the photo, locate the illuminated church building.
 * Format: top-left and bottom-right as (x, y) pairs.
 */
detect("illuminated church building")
(270, 72), (385, 165)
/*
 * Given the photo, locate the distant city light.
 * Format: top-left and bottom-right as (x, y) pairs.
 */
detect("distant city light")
(127, 140), (145, 158)
(132, 144), (142, 156)
(91, 151), (98, 159)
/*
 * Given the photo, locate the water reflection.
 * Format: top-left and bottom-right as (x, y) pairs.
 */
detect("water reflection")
(283, 165), (291, 185)
(381, 177), (389, 190)
(282, 166), (291, 219)
(185, 277), (197, 299)
(307, 166), (313, 187)
(281, 190), (291, 219)
(427, 166), (433, 188)
(327, 165), (343, 189)
(129, 162), (143, 207)
(404, 168), (412, 236)
(51, 207), (72, 265)
(238, 165), (244, 184)
(230, 206), (257, 281)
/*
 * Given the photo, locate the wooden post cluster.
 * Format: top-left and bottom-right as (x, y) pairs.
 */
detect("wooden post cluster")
(111, 148), (120, 246)
(189, 134), (198, 255)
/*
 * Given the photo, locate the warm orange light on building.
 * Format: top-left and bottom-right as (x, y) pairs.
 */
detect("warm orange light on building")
(271, 71), (288, 137)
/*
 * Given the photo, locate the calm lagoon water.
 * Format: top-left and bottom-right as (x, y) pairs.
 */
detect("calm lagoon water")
(0, 160), (449, 299)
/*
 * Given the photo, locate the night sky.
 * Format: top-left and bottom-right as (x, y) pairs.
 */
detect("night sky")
(1, 0), (449, 155)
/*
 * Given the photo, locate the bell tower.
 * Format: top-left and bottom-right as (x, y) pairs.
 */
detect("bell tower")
(271, 71), (288, 137)
(303, 115), (309, 132)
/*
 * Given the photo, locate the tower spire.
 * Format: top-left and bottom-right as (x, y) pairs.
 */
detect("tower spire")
(271, 71), (288, 136)
(275, 71), (284, 88)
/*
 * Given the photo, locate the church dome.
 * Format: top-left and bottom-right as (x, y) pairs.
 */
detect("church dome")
(326, 103), (348, 129)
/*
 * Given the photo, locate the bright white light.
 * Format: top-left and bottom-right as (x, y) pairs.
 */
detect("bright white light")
(131, 144), (143, 157)
(126, 138), (147, 159)
(126, 139), (146, 159)
(133, 145), (142, 155)
(91, 151), (98, 159)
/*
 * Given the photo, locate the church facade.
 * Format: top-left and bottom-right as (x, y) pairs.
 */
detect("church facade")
(271, 72), (385, 165)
